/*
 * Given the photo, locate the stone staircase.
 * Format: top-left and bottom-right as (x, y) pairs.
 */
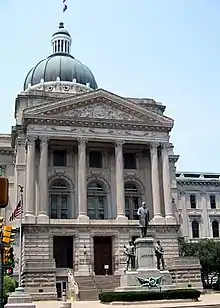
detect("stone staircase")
(95, 275), (120, 292)
(74, 276), (99, 301)
(74, 275), (120, 301)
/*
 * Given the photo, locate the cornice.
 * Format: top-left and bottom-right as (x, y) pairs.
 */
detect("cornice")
(24, 117), (172, 132)
(177, 179), (220, 187)
(0, 148), (14, 155)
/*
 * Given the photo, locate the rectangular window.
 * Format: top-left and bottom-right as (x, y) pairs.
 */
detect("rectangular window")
(190, 194), (196, 209)
(89, 151), (102, 168)
(53, 150), (67, 167)
(124, 153), (136, 169)
(210, 195), (216, 209)
(0, 166), (4, 176)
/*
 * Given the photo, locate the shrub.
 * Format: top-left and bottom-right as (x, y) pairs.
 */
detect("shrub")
(3, 275), (17, 304)
(99, 288), (201, 303)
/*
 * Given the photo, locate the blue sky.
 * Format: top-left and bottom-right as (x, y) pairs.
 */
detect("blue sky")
(0, 0), (219, 172)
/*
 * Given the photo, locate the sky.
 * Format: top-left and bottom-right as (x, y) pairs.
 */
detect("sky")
(0, 0), (220, 172)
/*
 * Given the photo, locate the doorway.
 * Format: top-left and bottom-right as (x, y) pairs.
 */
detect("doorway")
(53, 236), (73, 268)
(94, 236), (112, 275)
(56, 281), (67, 298)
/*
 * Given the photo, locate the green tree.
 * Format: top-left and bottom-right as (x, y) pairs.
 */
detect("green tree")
(179, 239), (220, 287)
(3, 275), (17, 304)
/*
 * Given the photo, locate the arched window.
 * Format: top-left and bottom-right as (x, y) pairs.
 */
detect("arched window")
(87, 182), (107, 219)
(212, 220), (219, 238)
(49, 179), (71, 219)
(124, 182), (141, 220)
(192, 220), (199, 238)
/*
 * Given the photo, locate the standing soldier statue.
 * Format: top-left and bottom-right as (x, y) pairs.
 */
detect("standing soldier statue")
(124, 241), (135, 271)
(154, 240), (165, 270)
(137, 202), (150, 237)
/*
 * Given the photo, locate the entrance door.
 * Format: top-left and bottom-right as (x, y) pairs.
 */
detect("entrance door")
(53, 236), (73, 268)
(94, 236), (112, 275)
(56, 281), (67, 298)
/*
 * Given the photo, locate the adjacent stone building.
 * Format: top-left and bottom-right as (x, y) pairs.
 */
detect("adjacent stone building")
(0, 22), (217, 298)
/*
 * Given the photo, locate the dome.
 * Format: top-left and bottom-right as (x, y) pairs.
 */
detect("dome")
(24, 53), (98, 90)
(23, 22), (98, 91)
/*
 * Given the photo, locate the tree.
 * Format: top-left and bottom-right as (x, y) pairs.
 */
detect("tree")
(179, 238), (220, 287)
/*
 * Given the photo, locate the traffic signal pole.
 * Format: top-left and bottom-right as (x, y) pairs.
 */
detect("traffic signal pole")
(0, 242), (4, 308)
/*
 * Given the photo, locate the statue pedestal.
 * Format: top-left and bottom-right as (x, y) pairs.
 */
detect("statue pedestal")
(116, 237), (172, 291)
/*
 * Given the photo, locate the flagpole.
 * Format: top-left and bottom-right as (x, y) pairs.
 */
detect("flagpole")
(18, 185), (23, 287)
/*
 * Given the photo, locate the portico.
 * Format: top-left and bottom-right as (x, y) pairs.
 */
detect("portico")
(23, 131), (176, 225)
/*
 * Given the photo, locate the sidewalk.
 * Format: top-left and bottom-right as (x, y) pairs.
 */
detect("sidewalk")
(34, 293), (220, 308)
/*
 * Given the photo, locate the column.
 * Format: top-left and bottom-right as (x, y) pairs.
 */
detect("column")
(161, 143), (176, 224)
(77, 138), (89, 222)
(37, 136), (49, 223)
(25, 136), (36, 223)
(150, 142), (164, 224)
(114, 140), (127, 222)
(179, 192), (189, 237)
(200, 192), (209, 237)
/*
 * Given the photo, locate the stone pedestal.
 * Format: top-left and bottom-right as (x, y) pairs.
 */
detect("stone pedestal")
(116, 237), (172, 291)
(5, 287), (36, 308)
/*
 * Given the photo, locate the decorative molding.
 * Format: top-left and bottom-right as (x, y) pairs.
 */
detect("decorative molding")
(124, 176), (145, 194)
(39, 136), (49, 144)
(26, 135), (37, 145)
(77, 138), (88, 147)
(150, 142), (160, 150)
(114, 140), (125, 148)
(87, 173), (110, 192)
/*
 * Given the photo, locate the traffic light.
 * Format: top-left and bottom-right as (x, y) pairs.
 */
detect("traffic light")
(2, 226), (16, 244)
(6, 247), (14, 267)
(0, 176), (9, 208)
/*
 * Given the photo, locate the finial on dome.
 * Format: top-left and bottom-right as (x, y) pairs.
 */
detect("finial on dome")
(51, 22), (72, 54)
(59, 22), (64, 29)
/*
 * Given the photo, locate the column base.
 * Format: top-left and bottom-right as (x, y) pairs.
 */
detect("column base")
(150, 215), (165, 225)
(165, 215), (176, 224)
(115, 215), (128, 224)
(77, 214), (89, 223)
(24, 213), (36, 224)
(37, 213), (49, 224)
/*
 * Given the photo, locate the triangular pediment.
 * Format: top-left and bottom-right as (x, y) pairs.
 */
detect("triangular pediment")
(24, 89), (173, 127)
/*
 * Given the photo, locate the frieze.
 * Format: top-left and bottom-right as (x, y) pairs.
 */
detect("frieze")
(25, 118), (171, 132)
(27, 125), (169, 138)
(58, 103), (142, 121)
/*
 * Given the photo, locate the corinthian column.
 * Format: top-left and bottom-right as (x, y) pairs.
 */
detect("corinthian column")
(77, 138), (89, 223)
(114, 140), (127, 222)
(25, 135), (37, 223)
(161, 143), (176, 224)
(37, 136), (49, 223)
(150, 143), (164, 224)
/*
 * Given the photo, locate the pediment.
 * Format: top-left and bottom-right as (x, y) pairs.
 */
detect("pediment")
(24, 89), (173, 128)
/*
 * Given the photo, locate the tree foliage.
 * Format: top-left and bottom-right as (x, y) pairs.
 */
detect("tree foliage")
(179, 238), (220, 287)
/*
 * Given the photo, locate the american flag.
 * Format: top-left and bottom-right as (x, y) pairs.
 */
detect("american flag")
(63, 0), (67, 12)
(9, 201), (23, 221)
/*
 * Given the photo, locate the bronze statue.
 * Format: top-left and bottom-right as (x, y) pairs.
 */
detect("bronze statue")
(124, 241), (135, 271)
(154, 240), (165, 270)
(137, 202), (150, 237)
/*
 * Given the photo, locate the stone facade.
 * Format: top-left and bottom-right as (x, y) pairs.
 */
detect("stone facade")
(0, 22), (213, 299)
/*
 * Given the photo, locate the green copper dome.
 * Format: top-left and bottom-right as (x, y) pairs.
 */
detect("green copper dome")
(23, 22), (98, 90)
(24, 53), (98, 90)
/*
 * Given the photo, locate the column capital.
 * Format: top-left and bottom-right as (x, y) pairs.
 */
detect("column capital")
(39, 136), (49, 144)
(26, 135), (37, 145)
(114, 140), (125, 148)
(77, 138), (88, 147)
(161, 142), (171, 150)
(150, 142), (160, 150)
